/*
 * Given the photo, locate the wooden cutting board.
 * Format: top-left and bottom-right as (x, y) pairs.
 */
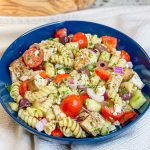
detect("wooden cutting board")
(0, 0), (95, 16)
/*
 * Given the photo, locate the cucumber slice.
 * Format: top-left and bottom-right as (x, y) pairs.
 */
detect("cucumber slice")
(130, 90), (146, 109)
(85, 99), (101, 112)
(99, 51), (110, 62)
(101, 126), (109, 135)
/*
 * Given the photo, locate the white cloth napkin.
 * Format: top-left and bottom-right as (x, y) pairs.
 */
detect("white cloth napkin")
(0, 6), (150, 150)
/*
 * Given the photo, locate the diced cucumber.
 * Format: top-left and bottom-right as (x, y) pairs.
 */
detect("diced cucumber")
(85, 98), (101, 112)
(130, 90), (146, 109)
(99, 51), (111, 62)
(101, 126), (109, 135)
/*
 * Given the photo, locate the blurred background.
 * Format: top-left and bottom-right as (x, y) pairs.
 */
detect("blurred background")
(0, 0), (150, 16)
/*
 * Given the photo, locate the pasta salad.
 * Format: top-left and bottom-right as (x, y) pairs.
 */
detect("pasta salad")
(8, 28), (147, 138)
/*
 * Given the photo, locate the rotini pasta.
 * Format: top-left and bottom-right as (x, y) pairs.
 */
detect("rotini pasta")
(44, 121), (56, 135)
(25, 83), (57, 102)
(59, 117), (86, 138)
(10, 81), (22, 103)
(50, 54), (74, 67)
(18, 109), (38, 128)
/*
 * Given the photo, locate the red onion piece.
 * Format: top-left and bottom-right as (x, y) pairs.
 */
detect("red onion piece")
(68, 78), (78, 89)
(87, 88), (104, 102)
(103, 91), (109, 100)
(114, 66), (124, 74)
(92, 49), (99, 53)
(35, 118), (48, 132)
(120, 92), (132, 100)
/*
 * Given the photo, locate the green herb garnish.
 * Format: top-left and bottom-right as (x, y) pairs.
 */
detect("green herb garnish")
(26, 55), (30, 61)
(5, 84), (12, 92)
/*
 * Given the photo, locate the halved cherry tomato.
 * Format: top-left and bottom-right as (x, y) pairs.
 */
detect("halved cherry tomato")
(102, 36), (117, 52)
(80, 93), (90, 103)
(95, 68), (110, 81)
(72, 32), (88, 48)
(54, 28), (67, 38)
(121, 50), (131, 62)
(101, 101), (124, 121)
(23, 48), (44, 68)
(61, 95), (83, 118)
(51, 128), (63, 137)
(119, 111), (137, 124)
(54, 74), (70, 84)
(32, 65), (43, 71)
(19, 80), (28, 97)
(39, 71), (49, 79)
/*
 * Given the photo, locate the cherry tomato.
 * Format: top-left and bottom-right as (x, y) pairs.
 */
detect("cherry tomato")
(32, 65), (43, 71)
(119, 111), (137, 124)
(121, 50), (131, 62)
(101, 101), (124, 121)
(51, 128), (63, 137)
(54, 74), (70, 84)
(54, 28), (67, 38)
(72, 32), (88, 48)
(95, 68), (110, 81)
(61, 95), (83, 118)
(102, 36), (117, 52)
(19, 81), (28, 97)
(23, 48), (44, 68)
(39, 71), (49, 79)
(80, 93), (90, 103)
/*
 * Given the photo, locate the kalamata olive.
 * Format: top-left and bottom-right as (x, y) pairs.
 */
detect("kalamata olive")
(92, 49), (99, 53)
(120, 92), (132, 100)
(93, 43), (108, 52)
(78, 68), (90, 76)
(29, 44), (40, 50)
(19, 98), (31, 109)
(59, 36), (69, 45)
(96, 60), (108, 70)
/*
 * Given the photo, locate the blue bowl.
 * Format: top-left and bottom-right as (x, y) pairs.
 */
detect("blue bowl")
(0, 21), (150, 144)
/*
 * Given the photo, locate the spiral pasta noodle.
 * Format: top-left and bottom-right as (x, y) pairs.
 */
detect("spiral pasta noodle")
(18, 109), (38, 128)
(45, 108), (55, 121)
(25, 83), (57, 102)
(59, 126), (73, 137)
(10, 81), (22, 103)
(41, 40), (73, 57)
(26, 107), (44, 118)
(65, 42), (79, 56)
(59, 117), (86, 138)
(50, 54), (74, 67)
(44, 121), (56, 135)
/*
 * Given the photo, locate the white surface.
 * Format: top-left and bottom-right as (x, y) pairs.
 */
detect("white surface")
(0, 5), (150, 150)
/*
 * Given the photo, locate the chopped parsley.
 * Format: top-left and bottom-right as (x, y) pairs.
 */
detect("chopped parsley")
(48, 37), (53, 41)
(5, 84), (12, 92)
(26, 55), (30, 61)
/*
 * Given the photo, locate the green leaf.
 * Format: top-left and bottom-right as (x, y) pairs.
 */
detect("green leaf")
(5, 84), (12, 92)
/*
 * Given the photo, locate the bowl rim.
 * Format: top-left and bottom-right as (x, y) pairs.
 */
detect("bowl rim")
(0, 20), (150, 143)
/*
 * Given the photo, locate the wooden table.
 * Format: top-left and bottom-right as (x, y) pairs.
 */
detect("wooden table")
(0, 0), (95, 16)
